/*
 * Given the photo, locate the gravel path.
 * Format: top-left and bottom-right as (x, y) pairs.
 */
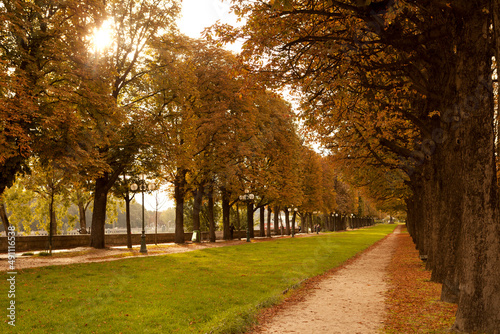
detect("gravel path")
(255, 226), (401, 334)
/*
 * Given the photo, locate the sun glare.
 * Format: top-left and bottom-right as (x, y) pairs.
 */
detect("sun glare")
(90, 19), (114, 53)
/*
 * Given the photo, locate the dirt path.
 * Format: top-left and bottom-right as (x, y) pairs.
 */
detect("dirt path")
(254, 226), (401, 334)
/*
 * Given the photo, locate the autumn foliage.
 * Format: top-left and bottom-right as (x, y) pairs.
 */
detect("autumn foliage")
(214, 0), (500, 331)
(384, 228), (457, 333)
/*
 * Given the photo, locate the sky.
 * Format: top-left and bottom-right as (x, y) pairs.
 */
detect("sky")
(177, 0), (238, 39)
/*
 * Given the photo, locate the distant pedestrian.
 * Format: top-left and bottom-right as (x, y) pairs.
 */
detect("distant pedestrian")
(229, 224), (235, 239)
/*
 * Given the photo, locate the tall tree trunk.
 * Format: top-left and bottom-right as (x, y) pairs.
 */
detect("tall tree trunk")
(284, 207), (290, 235)
(494, 0), (500, 152)
(247, 201), (254, 240)
(192, 184), (204, 242)
(222, 188), (231, 240)
(0, 199), (10, 233)
(90, 168), (122, 249)
(48, 190), (56, 254)
(450, 7), (500, 331)
(248, 202), (254, 239)
(235, 203), (241, 239)
(90, 175), (109, 248)
(273, 206), (280, 235)
(259, 206), (265, 237)
(266, 206), (272, 237)
(174, 169), (187, 244)
(77, 197), (87, 234)
(125, 194), (132, 248)
(207, 185), (216, 242)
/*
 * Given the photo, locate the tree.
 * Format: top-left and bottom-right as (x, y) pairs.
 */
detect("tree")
(87, 0), (181, 248)
(221, 0), (500, 331)
(149, 38), (284, 242)
(70, 183), (93, 234)
(111, 173), (139, 248)
(0, 0), (119, 198)
(3, 159), (78, 242)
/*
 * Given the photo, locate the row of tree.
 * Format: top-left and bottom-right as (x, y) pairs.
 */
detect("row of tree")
(0, 150), (377, 240)
(0, 1), (385, 250)
(215, 0), (500, 331)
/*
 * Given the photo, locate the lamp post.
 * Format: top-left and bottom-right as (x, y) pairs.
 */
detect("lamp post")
(131, 175), (155, 254)
(313, 211), (318, 234)
(239, 190), (254, 243)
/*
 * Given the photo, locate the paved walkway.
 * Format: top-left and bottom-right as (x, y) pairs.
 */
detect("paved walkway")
(256, 226), (400, 334)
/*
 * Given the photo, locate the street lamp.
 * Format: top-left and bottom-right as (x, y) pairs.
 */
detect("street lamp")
(131, 175), (155, 254)
(239, 189), (254, 243)
(313, 211), (318, 234)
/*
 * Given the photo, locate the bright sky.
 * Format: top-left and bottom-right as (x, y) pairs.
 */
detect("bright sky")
(178, 0), (236, 37)
(177, 0), (242, 52)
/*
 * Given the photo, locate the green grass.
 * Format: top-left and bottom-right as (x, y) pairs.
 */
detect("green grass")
(1, 224), (396, 333)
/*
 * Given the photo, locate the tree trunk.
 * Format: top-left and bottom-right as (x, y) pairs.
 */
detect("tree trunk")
(291, 210), (297, 235)
(449, 7), (500, 331)
(125, 194), (132, 249)
(90, 168), (122, 249)
(494, 0), (500, 160)
(247, 201), (254, 240)
(77, 197), (87, 234)
(266, 206), (272, 237)
(259, 206), (265, 237)
(273, 205), (280, 235)
(90, 175), (109, 248)
(0, 199), (10, 233)
(192, 184), (204, 242)
(207, 185), (216, 243)
(406, 3), (500, 330)
(284, 207), (290, 235)
(248, 202), (255, 239)
(48, 191), (55, 253)
(222, 188), (231, 240)
(174, 169), (186, 244)
(235, 203), (241, 239)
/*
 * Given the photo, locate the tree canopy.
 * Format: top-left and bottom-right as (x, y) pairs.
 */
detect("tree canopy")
(210, 0), (500, 331)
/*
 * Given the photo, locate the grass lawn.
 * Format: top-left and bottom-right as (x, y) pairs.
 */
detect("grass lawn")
(1, 224), (396, 333)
